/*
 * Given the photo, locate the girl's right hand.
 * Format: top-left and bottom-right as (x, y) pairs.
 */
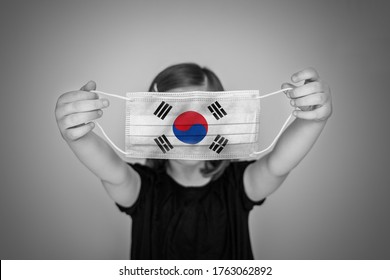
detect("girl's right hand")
(55, 81), (109, 142)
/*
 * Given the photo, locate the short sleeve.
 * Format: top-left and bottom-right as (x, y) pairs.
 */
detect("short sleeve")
(116, 163), (156, 216)
(229, 160), (266, 211)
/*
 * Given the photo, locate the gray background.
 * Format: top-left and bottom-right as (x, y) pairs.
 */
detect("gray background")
(1, 0), (389, 259)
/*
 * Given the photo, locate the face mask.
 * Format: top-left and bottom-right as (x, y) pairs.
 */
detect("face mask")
(92, 88), (293, 160)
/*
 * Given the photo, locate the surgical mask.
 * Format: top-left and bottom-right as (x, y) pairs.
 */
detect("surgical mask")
(92, 88), (293, 160)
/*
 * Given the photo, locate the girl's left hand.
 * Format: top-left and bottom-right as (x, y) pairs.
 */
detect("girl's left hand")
(282, 67), (332, 121)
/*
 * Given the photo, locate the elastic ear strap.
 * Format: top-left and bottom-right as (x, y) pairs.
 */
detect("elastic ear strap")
(250, 113), (294, 156)
(89, 91), (130, 155)
(91, 90), (131, 101)
(251, 87), (294, 156)
(258, 88), (292, 99)
(94, 122), (128, 155)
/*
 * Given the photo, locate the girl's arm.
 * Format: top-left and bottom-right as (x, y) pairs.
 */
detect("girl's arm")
(244, 68), (332, 201)
(55, 81), (140, 207)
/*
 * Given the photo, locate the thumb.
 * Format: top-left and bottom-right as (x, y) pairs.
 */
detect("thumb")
(80, 80), (97, 91)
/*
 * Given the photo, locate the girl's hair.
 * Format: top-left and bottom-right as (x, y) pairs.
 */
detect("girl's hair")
(145, 62), (230, 180)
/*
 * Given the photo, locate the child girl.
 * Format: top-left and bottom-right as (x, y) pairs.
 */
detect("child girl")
(54, 63), (332, 259)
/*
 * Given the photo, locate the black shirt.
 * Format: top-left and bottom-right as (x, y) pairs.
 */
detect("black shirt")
(116, 161), (265, 259)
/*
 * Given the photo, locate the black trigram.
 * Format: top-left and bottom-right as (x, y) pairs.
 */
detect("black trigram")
(209, 135), (228, 154)
(154, 101), (172, 120)
(208, 101), (227, 120)
(154, 134), (173, 153)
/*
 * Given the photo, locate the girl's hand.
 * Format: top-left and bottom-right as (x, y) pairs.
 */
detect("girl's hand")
(55, 81), (109, 141)
(282, 68), (332, 121)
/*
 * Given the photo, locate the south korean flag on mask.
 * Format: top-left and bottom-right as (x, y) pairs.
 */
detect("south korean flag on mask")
(125, 90), (261, 160)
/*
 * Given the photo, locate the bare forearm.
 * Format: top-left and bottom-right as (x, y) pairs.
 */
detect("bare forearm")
(67, 131), (127, 184)
(268, 118), (327, 176)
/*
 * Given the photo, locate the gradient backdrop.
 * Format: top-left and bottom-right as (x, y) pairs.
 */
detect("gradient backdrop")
(1, 0), (389, 259)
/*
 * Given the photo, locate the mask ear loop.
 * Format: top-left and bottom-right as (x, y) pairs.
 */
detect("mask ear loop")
(94, 122), (128, 155)
(91, 89), (295, 157)
(91, 90), (131, 155)
(250, 88), (294, 157)
(92, 90), (131, 101)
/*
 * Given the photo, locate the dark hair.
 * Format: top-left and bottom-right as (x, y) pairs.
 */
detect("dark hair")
(145, 63), (230, 180)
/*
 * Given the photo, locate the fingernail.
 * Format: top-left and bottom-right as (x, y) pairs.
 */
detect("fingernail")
(292, 76), (298, 82)
(293, 111), (298, 116)
(90, 122), (95, 128)
(98, 110), (103, 116)
(290, 100), (295, 106)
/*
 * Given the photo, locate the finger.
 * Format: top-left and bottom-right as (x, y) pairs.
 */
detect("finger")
(80, 80), (97, 91)
(61, 110), (103, 129)
(281, 83), (296, 98)
(64, 122), (95, 141)
(56, 99), (109, 118)
(57, 90), (99, 105)
(292, 67), (319, 83)
(290, 81), (324, 99)
(293, 105), (329, 121)
(291, 92), (328, 108)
